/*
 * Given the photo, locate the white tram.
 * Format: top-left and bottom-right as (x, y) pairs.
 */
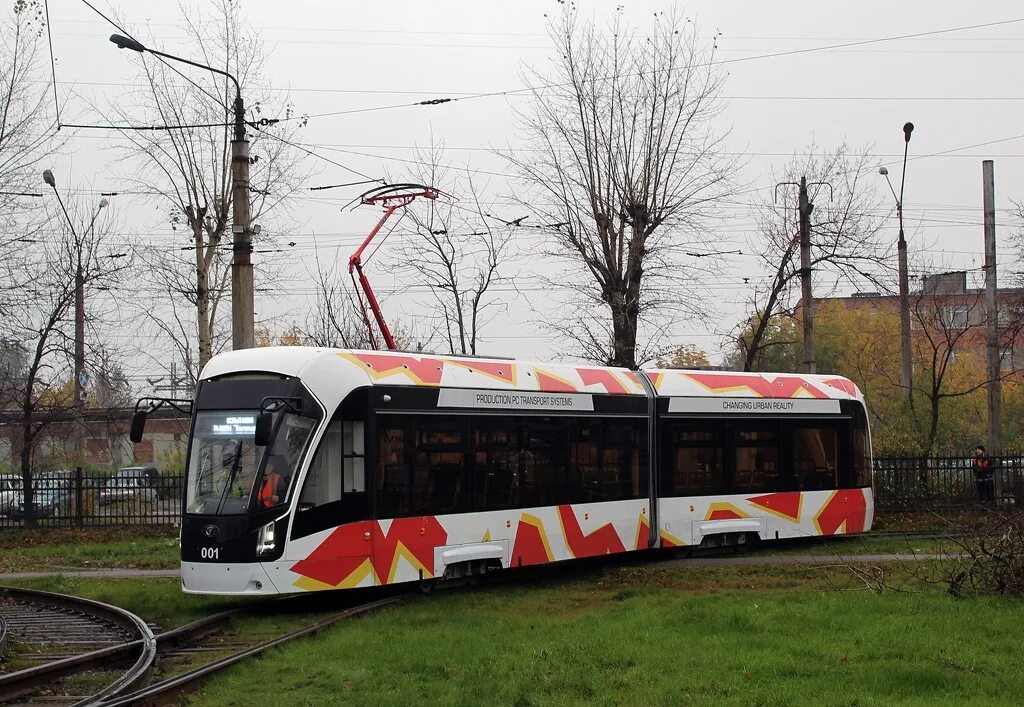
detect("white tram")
(149, 347), (872, 595)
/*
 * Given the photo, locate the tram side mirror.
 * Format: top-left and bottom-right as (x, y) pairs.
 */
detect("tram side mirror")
(129, 411), (147, 443)
(254, 412), (273, 447)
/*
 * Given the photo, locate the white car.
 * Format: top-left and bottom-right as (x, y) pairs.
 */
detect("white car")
(0, 474), (24, 516)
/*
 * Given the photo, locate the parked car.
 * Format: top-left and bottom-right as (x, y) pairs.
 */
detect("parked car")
(11, 485), (73, 520)
(0, 474), (23, 516)
(99, 466), (161, 505)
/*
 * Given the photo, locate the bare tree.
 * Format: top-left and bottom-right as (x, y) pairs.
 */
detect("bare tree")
(105, 0), (308, 378)
(0, 1), (53, 200)
(303, 245), (420, 351)
(504, 7), (736, 368)
(1, 196), (128, 524)
(736, 143), (889, 371)
(909, 279), (1024, 455)
(394, 147), (514, 355)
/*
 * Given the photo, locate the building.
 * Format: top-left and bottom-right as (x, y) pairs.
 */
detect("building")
(0, 408), (189, 473)
(815, 271), (1024, 371)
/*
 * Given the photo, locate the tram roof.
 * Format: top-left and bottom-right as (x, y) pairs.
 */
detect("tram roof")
(201, 347), (862, 402)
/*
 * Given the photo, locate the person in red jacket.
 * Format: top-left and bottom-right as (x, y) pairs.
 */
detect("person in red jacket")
(973, 445), (995, 504)
(258, 456), (287, 508)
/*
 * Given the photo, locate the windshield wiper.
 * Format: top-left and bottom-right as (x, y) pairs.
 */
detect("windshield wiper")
(213, 440), (244, 515)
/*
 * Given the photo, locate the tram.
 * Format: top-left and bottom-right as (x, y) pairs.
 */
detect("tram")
(132, 347), (873, 595)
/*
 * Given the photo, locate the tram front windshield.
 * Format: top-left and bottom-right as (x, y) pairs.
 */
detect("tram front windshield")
(186, 411), (316, 515)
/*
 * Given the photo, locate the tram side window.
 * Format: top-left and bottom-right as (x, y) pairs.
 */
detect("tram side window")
(598, 421), (644, 501)
(378, 423), (412, 517)
(299, 421), (343, 509)
(793, 427), (838, 491)
(343, 421), (365, 493)
(473, 426), (519, 510)
(519, 419), (569, 508)
(665, 423), (725, 496)
(853, 406), (871, 487)
(569, 424), (601, 503)
(734, 425), (780, 493)
(413, 422), (467, 514)
(377, 416), (468, 517)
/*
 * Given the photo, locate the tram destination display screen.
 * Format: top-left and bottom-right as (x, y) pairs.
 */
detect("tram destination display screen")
(202, 413), (257, 437)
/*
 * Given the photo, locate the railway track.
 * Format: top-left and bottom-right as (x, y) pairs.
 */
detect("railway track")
(0, 586), (402, 706)
(0, 586), (155, 705)
(102, 595), (402, 707)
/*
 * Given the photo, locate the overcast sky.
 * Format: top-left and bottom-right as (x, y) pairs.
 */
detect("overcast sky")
(40, 0), (1024, 383)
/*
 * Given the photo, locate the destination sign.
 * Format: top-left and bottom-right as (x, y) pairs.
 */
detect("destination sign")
(438, 388), (594, 412)
(206, 414), (257, 436)
(668, 397), (841, 415)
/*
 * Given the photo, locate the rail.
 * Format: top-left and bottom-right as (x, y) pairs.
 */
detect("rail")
(101, 596), (404, 707)
(0, 586), (156, 704)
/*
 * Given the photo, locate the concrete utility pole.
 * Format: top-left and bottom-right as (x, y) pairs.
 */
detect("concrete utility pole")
(983, 160), (1001, 454)
(798, 176), (815, 374)
(230, 109), (254, 351)
(43, 170), (107, 525)
(110, 33), (253, 350)
(879, 123), (915, 401)
(896, 123), (914, 399)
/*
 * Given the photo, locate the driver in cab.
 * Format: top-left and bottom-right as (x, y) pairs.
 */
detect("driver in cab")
(259, 455), (288, 508)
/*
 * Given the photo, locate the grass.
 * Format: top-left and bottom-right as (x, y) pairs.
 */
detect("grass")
(749, 533), (949, 558)
(0, 527), (179, 572)
(3, 576), (234, 629)
(0, 526), (953, 576)
(187, 562), (1024, 707)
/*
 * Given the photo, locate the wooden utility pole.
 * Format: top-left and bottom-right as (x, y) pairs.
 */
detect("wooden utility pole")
(983, 160), (1001, 454)
(798, 176), (815, 374)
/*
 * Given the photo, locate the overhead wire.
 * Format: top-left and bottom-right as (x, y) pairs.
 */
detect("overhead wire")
(281, 15), (1024, 122)
(42, 0), (61, 125)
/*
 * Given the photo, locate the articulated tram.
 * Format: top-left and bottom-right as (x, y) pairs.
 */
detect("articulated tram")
(141, 348), (872, 596)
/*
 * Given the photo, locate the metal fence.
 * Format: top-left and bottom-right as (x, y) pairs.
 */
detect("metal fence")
(0, 458), (1016, 528)
(872, 456), (1024, 511)
(0, 471), (184, 528)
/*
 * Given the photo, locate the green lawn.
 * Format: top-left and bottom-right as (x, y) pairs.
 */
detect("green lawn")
(0, 527), (179, 572)
(187, 564), (1024, 707)
(750, 533), (949, 558)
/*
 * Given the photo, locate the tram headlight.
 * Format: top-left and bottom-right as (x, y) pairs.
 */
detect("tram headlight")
(256, 521), (276, 557)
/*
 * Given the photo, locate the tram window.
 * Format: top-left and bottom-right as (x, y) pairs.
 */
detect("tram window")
(380, 413), (645, 517)
(664, 423), (724, 496)
(343, 421), (365, 493)
(519, 420), (569, 508)
(853, 407), (871, 487)
(793, 427), (838, 491)
(378, 425), (412, 516)
(377, 416), (469, 517)
(569, 424), (601, 503)
(300, 421), (344, 509)
(599, 422), (644, 501)
(472, 426), (519, 510)
(413, 424), (467, 514)
(734, 424), (780, 493)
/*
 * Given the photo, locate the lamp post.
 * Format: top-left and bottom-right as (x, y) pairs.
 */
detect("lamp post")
(109, 33), (253, 351)
(879, 121), (915, 399)
(42, 170), (107, 520)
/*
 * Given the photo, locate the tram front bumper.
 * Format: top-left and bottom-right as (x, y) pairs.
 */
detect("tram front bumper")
(181, 561), (281, 595)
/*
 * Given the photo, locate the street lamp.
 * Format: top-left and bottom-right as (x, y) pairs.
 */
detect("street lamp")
(880, 122), (915, 399)
(109, 33), (254, 350)
(42, 170), (108, 517)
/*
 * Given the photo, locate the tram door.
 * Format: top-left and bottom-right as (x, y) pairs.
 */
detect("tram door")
(288, 415), (370, 568)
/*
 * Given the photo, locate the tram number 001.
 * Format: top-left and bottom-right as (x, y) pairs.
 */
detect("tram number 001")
(200, 547), (220, 560)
